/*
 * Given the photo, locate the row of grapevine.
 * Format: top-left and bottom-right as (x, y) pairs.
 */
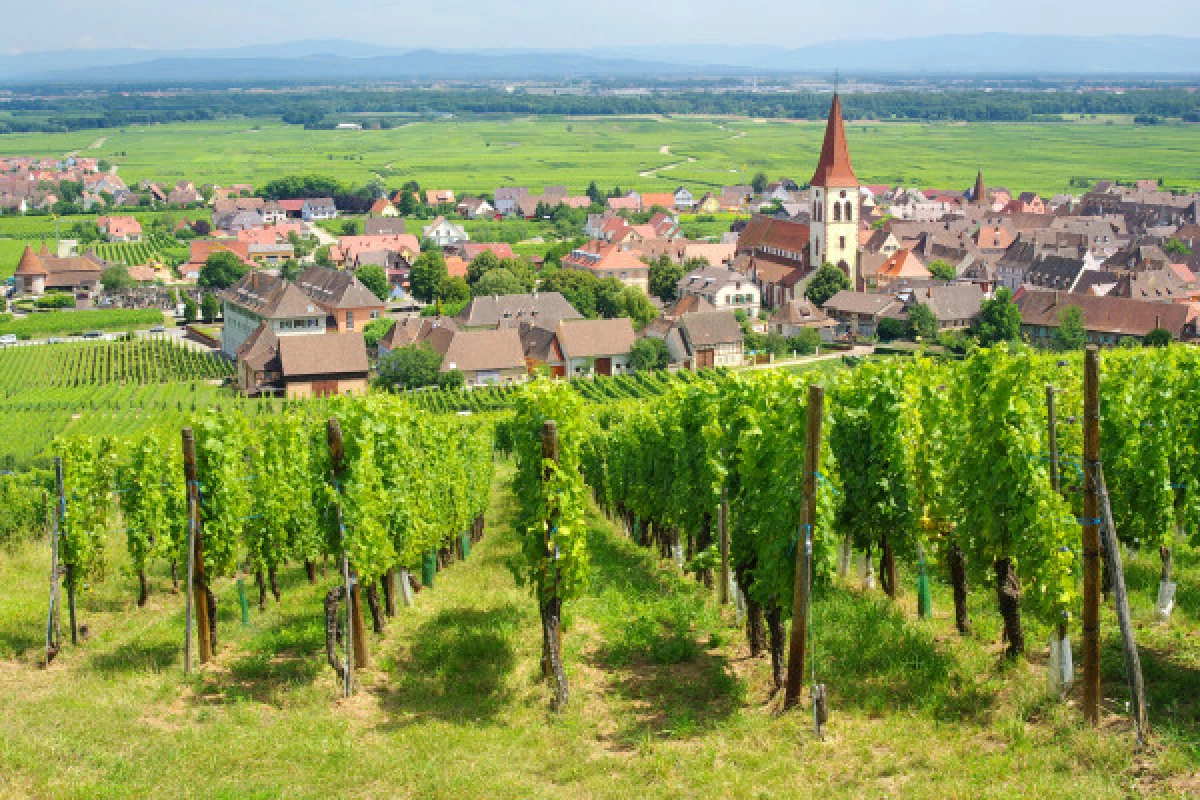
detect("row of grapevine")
(533, 345), (1195, 706)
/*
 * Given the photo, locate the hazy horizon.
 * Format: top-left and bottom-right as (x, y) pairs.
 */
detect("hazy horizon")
(3, 1), (1198, 54)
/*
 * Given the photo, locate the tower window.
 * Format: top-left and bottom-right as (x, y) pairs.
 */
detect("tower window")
(839, 236), (846, 250)
(844, 201), (853, 221)
(833, 203), (842, 222)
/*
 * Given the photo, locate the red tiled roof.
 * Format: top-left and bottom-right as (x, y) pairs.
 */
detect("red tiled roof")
(810, 94), (858, 188)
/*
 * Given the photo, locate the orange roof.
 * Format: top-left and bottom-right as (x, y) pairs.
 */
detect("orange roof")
(15, 245), (47, 276)
(446, 256), (469, 279)
(878, 249), (930, 279)
(640, 193), (677, 210)
(810, 93), (858, 188)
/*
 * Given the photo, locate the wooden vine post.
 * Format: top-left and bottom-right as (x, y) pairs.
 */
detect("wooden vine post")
(785, 384), (824, 710)
(1046, 384), (1061, 495)
(328, 418), (369, 671)
(182, 427), (212, 667)
(1082, 346), (1101, 725)
(718, 486), (730, 606)
(541, 420), (568, 710)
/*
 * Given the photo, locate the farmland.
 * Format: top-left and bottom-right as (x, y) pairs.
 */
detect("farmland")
(0, 116), (1197, 197)
(0, 308), (169, 339)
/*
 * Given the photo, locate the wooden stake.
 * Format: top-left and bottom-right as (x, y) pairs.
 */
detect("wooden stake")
(785, 384), (823, 710)
(718, 488), (730, 606)
(1046, 383), (1061, 495)
(328, 418), (368, 673)
(1082, 346), (1101, 725)
(182, 427), (211, 666)
(541, 420), (568, 710)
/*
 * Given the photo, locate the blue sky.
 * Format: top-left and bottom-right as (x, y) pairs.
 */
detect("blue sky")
(4, 0), (1198, 52)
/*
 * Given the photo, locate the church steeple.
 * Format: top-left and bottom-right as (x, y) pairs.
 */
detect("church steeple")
(972, 170), (988, 206)
(810, 93), (858, 188)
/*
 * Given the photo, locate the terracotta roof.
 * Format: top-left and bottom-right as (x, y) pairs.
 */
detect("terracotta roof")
(1016, 289), (1189, 337)
(640, 193), (677, 210)
(445, 256), (469, 279)
(556, 317), (636, 359)
(878, 249), (930, 280)
(738, 215), (810, 254)
(278, 332), (369, 378)
(462, 242), (516, 261)
(188, 239), (251, 266)
(440, 329), (525, 373)
(810, 94), (858, 188)
(15, 245), (47, 276)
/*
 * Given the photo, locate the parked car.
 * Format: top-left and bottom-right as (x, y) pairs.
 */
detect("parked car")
(149, 325), (165, 333)
(0, 334), (17, 346)
(83, 331), (104, 339)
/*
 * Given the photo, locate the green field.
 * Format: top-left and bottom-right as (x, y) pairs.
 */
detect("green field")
(0, 463), (1195, 797)
(0, 308), (169, 339)
(0, 237), (26, 279)
(1, 117), (1198, 197)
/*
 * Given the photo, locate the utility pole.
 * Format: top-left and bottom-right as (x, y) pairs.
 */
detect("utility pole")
(785, 384), (824, 710)
(1082, 346), (1101, 725)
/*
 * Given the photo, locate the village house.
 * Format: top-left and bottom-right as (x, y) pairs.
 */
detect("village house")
(436, 328), (527, 387)
(660, 310), (745, 369)
(422, 216), (470, 248)
(368, 199), (400, 218)
(12, 244), (104, 300)
(673, 187), (695, 210)
(455, 292), (583, 331)
(677, 265), (762, 318)
(457, 196), (495, 219)
(561, 243), (650, 293)
(767, 298), (837, 340)
(97, 215), (143, 242)
(494, 187), (529, 216)
(235, 323), (369, 399)
(555, 317), (636, 377)
(821, 290), (901, 339)
(302, 198), (337, 222)
(1015, 289), (1191, 346)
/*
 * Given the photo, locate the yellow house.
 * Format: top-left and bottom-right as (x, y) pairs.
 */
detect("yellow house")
(697, 193), (721, 214)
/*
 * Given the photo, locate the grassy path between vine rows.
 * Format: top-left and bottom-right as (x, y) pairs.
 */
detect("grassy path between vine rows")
(0, 463), (1198, 797)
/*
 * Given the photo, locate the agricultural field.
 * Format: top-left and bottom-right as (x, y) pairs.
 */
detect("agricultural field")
(0, 308), (169, 339)
(91, 233), (190, 266)
(0, 237), (26, 279)
(0, 208), (212, 240)
(1, 116), (1198, 197)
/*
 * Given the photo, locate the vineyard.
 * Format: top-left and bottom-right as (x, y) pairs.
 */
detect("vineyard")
(91, 233), (189, 267)
(0, 308), (168, 339)
(0, 345), (1198, 796)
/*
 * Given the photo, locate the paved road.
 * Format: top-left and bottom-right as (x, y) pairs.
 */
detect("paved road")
(737, 344), (876, 372)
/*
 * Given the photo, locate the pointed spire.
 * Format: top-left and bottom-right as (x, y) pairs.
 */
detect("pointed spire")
(973, 170), (988, 206)
(38, 239), (51, 256)
(15, 245), (47, 276)
(810, 93), (858, 188)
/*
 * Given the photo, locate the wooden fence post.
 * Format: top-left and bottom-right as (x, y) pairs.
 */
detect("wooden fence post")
(1082, 346), (1101, 725)
(785, 384), (824, 710)
(182, 427), (212, 667)
(328, 418), (368, 673)
(45, 457), (64, 664)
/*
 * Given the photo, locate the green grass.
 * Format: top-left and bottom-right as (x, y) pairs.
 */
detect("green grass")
(0, 237), (27, 279)
(0, 209), (212, 240)
(1, 117), (1198, 196)
(0, 463), (1196, 797)
(0, 308), (168, 339)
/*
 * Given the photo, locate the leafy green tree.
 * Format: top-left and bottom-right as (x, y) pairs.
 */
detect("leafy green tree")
(973, 287), (1022, 346)
(201, 292), (220, 324)
(467, 251), (501, 284)
(101, 264), (136, 291)
(198, 250), (247, 290)
(355, 264), (390, 302)
(538, 268), (598, 318)
(362, 317), (396, 349)
(437, 276), (471, 309)
(341, 219), (361, 236)
(1144, 328), (1172, 347)
(314, 244), (333, 268)
(280, 258), (301, 281)
(907, 303), (938, 340)
(377, 343), (446, 390)
(805, 263), (851, 306)
(751, 172), (769, 194)
(648, 256), (684, 303)
(409, 249), (448, 303)
(629, 337), (670, 371)
(1163, 238), (1192, 256)
(475, 268), (525, 297)
(586, 181), (604, 206)
(183, 295), (198, 324)
(787, 328), (822, 355)
(876, 317), (908, 342)
(928, 259), (956, 281)
(1052, 305), (1087, 350)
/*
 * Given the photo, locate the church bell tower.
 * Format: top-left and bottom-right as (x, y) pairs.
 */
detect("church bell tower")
(809, 93), (860, 287)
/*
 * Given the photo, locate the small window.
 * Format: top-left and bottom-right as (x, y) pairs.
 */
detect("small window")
(839, 236), (846, 250)
(346, 311), (355, 330)
(833, 203), (842, 222)
(844, 201), (853, 221)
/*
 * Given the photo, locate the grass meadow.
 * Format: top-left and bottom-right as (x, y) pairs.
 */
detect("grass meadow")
(0, 463), (1197, 798)
(0, 116), (1197, 197)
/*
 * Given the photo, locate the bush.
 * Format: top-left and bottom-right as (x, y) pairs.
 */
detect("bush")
(35, 293), (76, 310)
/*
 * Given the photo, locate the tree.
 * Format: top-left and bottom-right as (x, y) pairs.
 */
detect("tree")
(355, 264), (390, 302)
(314, 245), (333, 268)
(362, 317), (396, 349)
(1052, 305), (1087, 351)
(876, 317), (909, 342)
(648, 256), (684, 303)
(973, 286), (1022, 345)
(1144, 328), (1172, 347)
(538, 268), (598, 318)
(467, 250), (501, 285)
(629, 337), (670, 371)
(752, 172), (769, 194)
(1163, 238), (1192, 256)
(101, 264), (136, 292)
(198, 251), (247, 290)
(377, 343), (449, 390)
(787, 328), (822, 355)
(437, 276), (471, 309)
(280, 258), (302, 282)
(341, 219), (361, 236)
(586, 181), (604, 206)
(201, 292), (220, 324)
(474, 268), (525, 297)
(409, 249), (448, 303)
(805, 263), (851, 307)
(191, 219), (211, 236)
(907, 303), (938, 340)
(928, 259), (956, 281)
(183, 295), (198, 324)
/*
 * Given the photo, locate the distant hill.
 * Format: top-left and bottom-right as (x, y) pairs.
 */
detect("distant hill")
(1, 34), (1197, 84)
